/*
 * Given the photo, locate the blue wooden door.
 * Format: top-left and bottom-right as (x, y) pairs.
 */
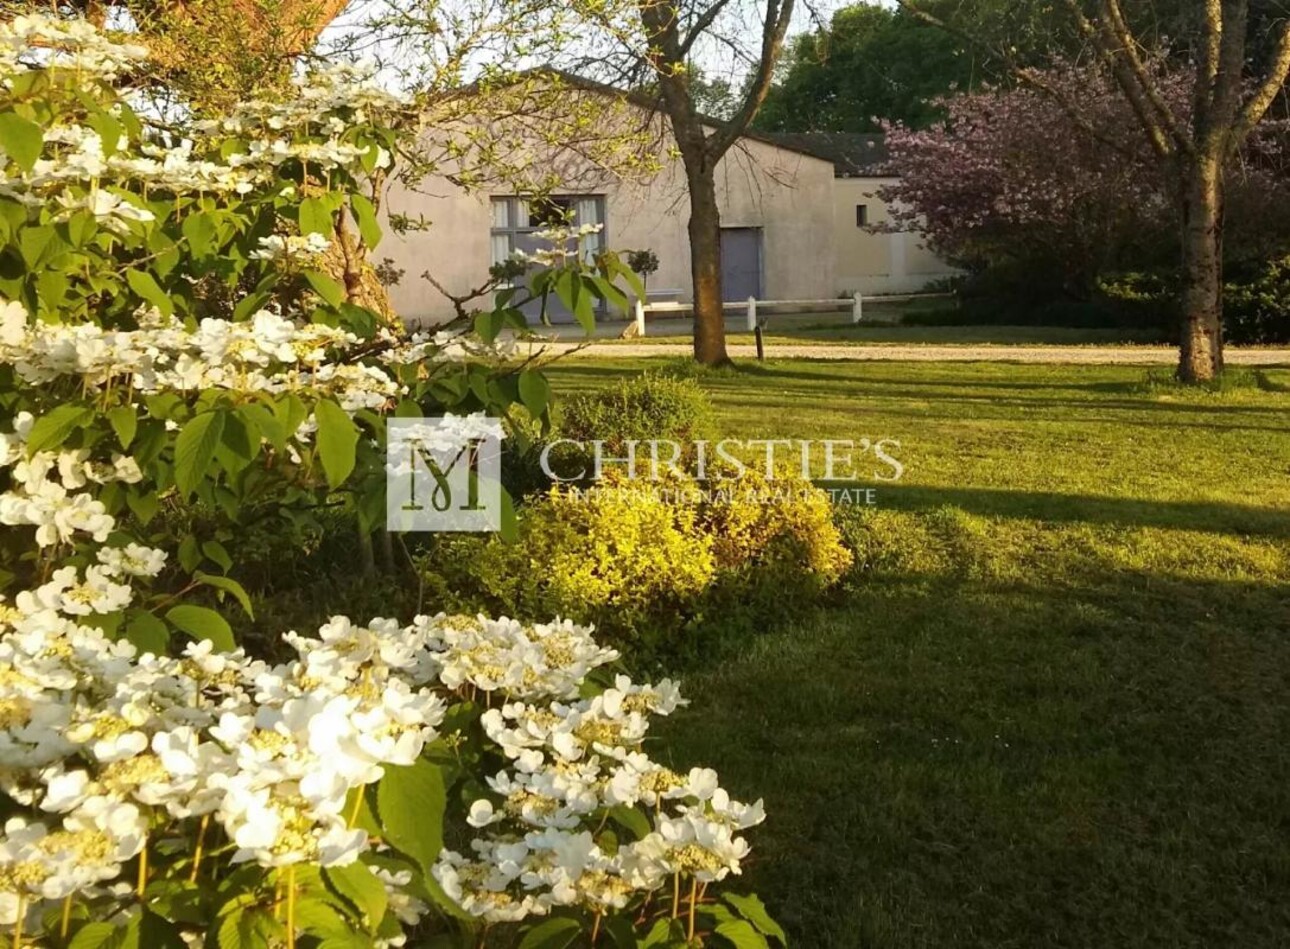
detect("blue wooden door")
(720, 228), (762, 301)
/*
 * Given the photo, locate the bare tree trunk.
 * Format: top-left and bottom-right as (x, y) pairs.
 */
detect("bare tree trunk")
(686, 167), (730, 366)
(1177, 155), (1225, 382)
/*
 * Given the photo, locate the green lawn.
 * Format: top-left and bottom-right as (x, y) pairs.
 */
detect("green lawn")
(546, 359), (1290, 948)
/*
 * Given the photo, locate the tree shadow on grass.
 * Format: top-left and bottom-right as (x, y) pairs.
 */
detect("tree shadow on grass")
(728, 364), (1289, 417)
(659, 560), (1290, 949)
(822, 482), (1290, 539)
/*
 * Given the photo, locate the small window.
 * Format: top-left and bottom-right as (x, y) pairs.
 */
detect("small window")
(855, 204), (869, 227)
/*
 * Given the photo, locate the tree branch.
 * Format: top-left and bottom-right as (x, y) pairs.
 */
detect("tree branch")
(1230, 13), (1290, 147)
(708, 0), (796, 159)
(1097, 0), (1187, 151)
(1058, 0), (1178, 159)
(677, 0), (737, 58)
(899, 1), (1142, 161)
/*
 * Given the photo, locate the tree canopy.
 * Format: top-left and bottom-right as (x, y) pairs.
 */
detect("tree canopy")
(754, 3), (982, 132)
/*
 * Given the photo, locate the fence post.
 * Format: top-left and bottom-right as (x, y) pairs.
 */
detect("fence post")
(746, 296), (757, 332)
(634, 297), (646, 337)
(852, 291), (863, 324)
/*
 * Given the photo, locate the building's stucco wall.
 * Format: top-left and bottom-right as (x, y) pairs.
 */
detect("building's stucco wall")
(832, 177), (959, 295)
(381, 122), (837, 325)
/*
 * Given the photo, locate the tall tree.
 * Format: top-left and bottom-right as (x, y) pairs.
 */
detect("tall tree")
(905, 0), (1290, 382)
(566, 0), (797, 365)
(757, 3), (980, 133)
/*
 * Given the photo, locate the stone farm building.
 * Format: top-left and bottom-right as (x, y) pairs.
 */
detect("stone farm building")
(379, 76), (957, 325)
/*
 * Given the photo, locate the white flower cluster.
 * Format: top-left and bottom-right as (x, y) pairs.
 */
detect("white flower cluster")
(0, 16), (400, 210)
(514, 223), (605, 268)
(250, 232), (332, 262)
(0, 299), (400, 415)
(0, 14), (149, 80)
(0, 411), (141, 548)
(196, 63), (405, 139)
(432, 672), (766, 923)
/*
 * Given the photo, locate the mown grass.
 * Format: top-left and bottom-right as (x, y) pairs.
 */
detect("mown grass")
(546, 359), (1290, 948)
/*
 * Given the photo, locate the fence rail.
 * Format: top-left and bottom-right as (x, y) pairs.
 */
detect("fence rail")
(632, 291), (954, 335)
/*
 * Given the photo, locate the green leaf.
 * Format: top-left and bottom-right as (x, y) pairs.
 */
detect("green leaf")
(324, 862), (388, 932)
(305, 269), (346, 308)
(217, 907), (284, 949)
(86, 110), (123, 159)
(715, 920), (771, 949)
(35, 269), (69, 315)
(165, 605), (235, 651)
(126, 269), (174, 317)
(68, 922), (119, 949)
(18, 224), (59, 269)
(25, 404), (93, 454)
(178, 534), (201, 573)
(299, 197), (333, 236)
(293, 897), (352, 938)
(233, 291), (271, 321)
(123, 609), (169, 654)
(238, 403), (284, 451)
(202, 540), (233, 572)
(724, 893), (788, 944)
(126, 489), (159, 526)
(174, 410), (226, 497)
(317, 935), (372, 949)
(349, 193), (382, 248)
(517, 917), (582, 949)
(517, 369), (551, 418)
(0, 111), (43, 172)
(314, 399), (359, 489)
(638, 919), (686, 947)
(375, 758), (446, 874)
(555, 270), (596, 332)
(474, 308), (504, 343)
(195, 572), (254, 619)
(606, 804), (651, 841)
(273, 393), (308, 442)
(182, 211), (218, 259)
(106, 406), (138, 449)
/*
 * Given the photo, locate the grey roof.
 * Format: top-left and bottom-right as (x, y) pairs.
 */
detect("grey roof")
(756, 132), (891, 177)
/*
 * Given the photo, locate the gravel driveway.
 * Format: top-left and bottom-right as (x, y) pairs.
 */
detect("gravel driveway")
(531, 341), (1290, 365)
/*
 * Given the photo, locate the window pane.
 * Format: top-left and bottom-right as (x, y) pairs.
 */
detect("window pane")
(856, 204), (869, 227)
(491, 198), (510, 229)
(575, 197), (600, 227)
(491, 233), (512, 266)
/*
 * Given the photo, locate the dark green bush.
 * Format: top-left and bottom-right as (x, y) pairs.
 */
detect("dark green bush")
(556, 370), (717, 460)
(1225, 255), (1290, 344)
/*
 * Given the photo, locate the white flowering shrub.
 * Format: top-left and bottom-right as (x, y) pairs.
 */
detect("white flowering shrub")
(0, 490), (778, 946)
(0, 13), (638, 639)
(0, 13), (783, 948)
(0, 399), (780, 945)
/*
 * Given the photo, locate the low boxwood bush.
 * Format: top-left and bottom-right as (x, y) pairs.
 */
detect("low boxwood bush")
(557, 370), (717, 455)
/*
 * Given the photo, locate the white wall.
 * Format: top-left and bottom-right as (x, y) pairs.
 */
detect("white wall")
(832, 176), (960, 295)
(379, 110), (836, 325)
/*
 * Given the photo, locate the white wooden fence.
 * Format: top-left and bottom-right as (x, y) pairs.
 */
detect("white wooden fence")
(630, 292), (953, 336)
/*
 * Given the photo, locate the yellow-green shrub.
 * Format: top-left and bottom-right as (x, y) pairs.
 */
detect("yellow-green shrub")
(429, 468), (853, 656)
(704, 467), (853, 583)
(454, 471), (715, 645)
